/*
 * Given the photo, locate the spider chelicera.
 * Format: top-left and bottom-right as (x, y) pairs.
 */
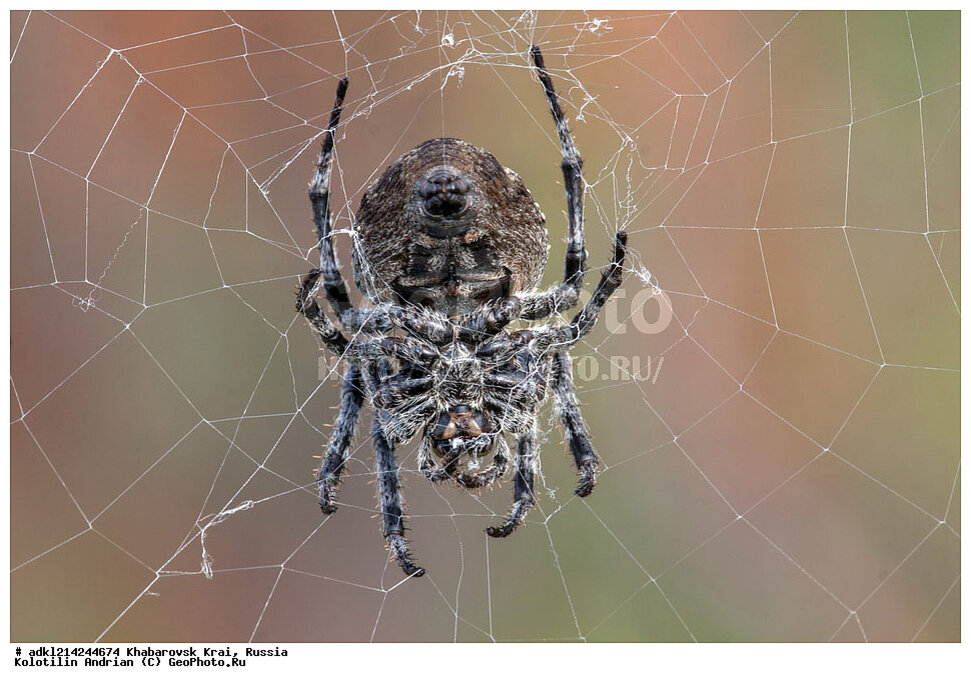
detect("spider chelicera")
(297, 45), (627, 576)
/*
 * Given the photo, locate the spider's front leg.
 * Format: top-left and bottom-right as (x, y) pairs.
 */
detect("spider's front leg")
(371, 413), (425, 577)
(486, 421), (537, 538)
(309, 76), (353, 318)
(517, 45), (588, 321)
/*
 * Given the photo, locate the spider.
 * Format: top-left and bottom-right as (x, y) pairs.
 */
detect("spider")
(297, 45), (627, 577)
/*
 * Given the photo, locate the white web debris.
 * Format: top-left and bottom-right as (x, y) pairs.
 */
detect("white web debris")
(77, 208), (146, 312)
(444, 63), (466, 89)
(199, 500), (255, 580)
(581, 17), (614, 36)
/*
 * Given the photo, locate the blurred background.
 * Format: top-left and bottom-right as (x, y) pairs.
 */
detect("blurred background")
(10, 10), (959, 642)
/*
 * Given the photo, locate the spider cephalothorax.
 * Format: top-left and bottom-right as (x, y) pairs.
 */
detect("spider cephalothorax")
(297, 46), (627, 576)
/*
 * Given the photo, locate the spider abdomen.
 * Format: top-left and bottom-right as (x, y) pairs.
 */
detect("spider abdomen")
(352, 137), (548, 314)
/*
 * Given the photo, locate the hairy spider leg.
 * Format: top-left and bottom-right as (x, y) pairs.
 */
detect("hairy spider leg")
(309, 77), (353, 318)
(517, 44), (588, 321)
(373, 372), (434, 410)
(346, 335), (438, 365)
(371, 412), (425, 577)
(454, 297), (523, 341)
(317, 364), (365, 513)
(552, 349), (598, 497)
(297, 76), (354, 350)
(534, 231), (629, 349)
(533, 45), (585, 287)
(486, 422), (538, 538)
(562, 231), (628, 342)
(340, 303), (452, 342)
(296, 269), (349, 354)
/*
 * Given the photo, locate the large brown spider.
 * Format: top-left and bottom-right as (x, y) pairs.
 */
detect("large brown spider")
(297, 46), (627, 576)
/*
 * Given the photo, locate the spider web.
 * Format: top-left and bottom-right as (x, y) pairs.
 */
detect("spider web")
(9, 9), (961, 644)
